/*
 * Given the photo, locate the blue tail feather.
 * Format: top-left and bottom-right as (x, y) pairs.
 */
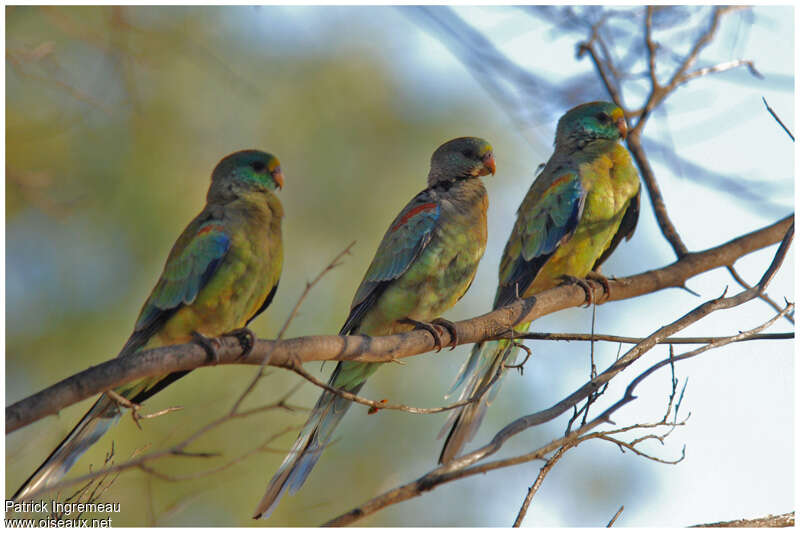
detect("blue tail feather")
(253, 373), (366, 519)
(13, 395), (121, 501)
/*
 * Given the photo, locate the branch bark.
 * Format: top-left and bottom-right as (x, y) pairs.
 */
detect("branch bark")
(691, 511), (794, 528)
(6, 214), (792, 434)
(322, 230), (792, 526)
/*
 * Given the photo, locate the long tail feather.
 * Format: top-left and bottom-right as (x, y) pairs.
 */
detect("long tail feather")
(12, 395), (121, 501)
(253, 362), (371, 519)
(439, 320), (533, 465)
(438, 339), (515, 464)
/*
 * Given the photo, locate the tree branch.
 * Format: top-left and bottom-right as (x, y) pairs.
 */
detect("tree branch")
(690, 511), (794, 528)
(6, 215), (792, 434)
(726, 264), (794, 325)
(762, 96), (795, 141)
(515, 331), (792, 344)
(322, 229), (791, 525)
(512, 445), (570, 527)
(582, 7), (754, 260)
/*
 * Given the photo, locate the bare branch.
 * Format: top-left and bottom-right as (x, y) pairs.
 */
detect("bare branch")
(515, 331), (792, 344)
(644, 6), (659, 93)
(726, 264), (794, 325)
(664, 7), (747, 93)
(593, 434), (685, 465)
(576, 17), (625, 109)
(690, 511), (794, 528)
(14, 387), (305, 503)
(285, 355), (504, 416)
(607, 505), (624, 527)
(229, 242), (355, 415)
(512, 446), (571, 527)
(762, 96), (795, 141)
(322, 232), (792, 525)
(678, 59), (761, 85)
(626, 134), (689, 258)
(7, 215), (792, 434)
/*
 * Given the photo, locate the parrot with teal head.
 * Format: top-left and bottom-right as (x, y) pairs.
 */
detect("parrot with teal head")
(253, 136), (496, 519)
(439, 102), (641, 464)
(13, 150), (285, 500)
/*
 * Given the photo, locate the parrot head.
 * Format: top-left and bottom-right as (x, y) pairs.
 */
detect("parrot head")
(210, 150), (284, 193)
(428, 137), (496, 186)
(555, 101), (628, 149)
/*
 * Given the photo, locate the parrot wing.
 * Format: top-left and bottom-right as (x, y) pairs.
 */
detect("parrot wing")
(339, 190), (440, 334)
(494, 171), (586, 309)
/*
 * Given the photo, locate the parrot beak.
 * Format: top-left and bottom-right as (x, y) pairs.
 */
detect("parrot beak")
(616, 117), (628, 140)
(271, 167), (284, 189)
(481, 153), (497, 176)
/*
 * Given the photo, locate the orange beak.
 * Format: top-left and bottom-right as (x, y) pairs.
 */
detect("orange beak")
(616, 117), (628, 140)
(271, 166), (284, 189)
(481, 152), (496, 176)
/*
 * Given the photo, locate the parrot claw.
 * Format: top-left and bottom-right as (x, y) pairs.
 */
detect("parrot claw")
(192, 331), (222, 363)
(431, 317), (459, 350)
(401, 318), (444, 352)
(559, 275), (595, 307)
(105, 389), (144, 430)
(586, 270), (611, 299)
(224, 327), (256, 359)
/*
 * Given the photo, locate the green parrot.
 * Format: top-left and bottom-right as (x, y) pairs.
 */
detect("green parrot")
(439, 102), (641, 464)
(253, 137), (496, 518)
(13, 150), (285, 500)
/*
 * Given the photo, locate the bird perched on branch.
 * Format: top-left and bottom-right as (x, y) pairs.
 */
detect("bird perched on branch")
(13, 150), (285, 501)
(438, 102), (641, 464)
(253, 136), (496, 519)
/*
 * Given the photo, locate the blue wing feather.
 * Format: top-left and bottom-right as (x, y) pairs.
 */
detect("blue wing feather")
(340, 191), (440, 334)
(494, 173), (584, 308)
(129, 221), (231, 349)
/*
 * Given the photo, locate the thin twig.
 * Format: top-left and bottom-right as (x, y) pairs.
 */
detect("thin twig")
(512, 446), (571, 527)
(690, 511), (794, 528)
(326, 292), (788, 525)
(514, 331), (792, 344)
(322, 229), (791, 525)
(229, 241), (355, 415)
(8, 215), (792, 434)
(678, 59), (761, 85)
(14, 389), (305, 502)
(762, 96), (795, 141)
(286, 356), (505, 416)
(726, 264), (794, 325)
(607, 505), (624, 527)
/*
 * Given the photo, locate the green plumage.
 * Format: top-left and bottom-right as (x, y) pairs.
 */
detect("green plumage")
(440, 102), (641, 464)
(14, 150), (285, 500)
(254, 137), (496, 518)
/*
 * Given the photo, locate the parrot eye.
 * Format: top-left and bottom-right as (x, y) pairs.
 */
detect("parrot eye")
(251, 161), (267, 172)
(596, 112), (611, 123)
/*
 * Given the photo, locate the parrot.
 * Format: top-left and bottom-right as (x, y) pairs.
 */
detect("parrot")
(438, 101), (641, 465)
(252, 136), (496, 519)
(13, 149), (285, 501)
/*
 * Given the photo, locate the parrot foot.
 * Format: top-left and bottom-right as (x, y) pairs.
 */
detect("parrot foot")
(559, 275), (595, 307)
(106, 389), (144, 430)
(586, 270), (611, 299)
(400, 318), (445, 352)
(504, 342), (533, 376)
(192, 331), (222, 363)
(224, 327), (256, 359)
(431, 317), (459, 350)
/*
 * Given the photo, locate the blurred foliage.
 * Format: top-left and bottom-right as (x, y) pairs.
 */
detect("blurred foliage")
(6, 5), (535, 526)
(6, 5), (793, 527)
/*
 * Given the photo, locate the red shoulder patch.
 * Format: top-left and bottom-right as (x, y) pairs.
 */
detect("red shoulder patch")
(197, 224), (225, 236)
(390, 202), (437, 232)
